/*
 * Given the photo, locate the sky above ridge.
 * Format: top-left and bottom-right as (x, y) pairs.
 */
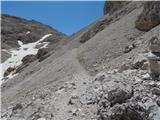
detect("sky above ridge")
(1, 1), (104, 35)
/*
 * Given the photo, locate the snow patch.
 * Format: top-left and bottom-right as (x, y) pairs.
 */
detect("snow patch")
(26, 31), (30, 34)
(18, 40), (23, 46)
(0, 34), (52, 82)
(37, 118), (46, 120)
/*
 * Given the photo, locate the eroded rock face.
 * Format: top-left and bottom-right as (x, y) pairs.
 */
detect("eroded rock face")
(135, 2), (160, 31)
(104, 1), (129, 15)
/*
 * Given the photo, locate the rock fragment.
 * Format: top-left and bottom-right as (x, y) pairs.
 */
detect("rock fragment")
(123, 44), (135, 53)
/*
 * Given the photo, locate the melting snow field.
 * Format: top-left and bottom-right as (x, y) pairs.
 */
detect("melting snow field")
(0, 34), (52, 82)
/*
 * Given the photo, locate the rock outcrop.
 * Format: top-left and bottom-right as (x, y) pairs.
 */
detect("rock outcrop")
(21, 54), (37, 64)
(135, 2), (160, 31)
(104, 1), (129, 15)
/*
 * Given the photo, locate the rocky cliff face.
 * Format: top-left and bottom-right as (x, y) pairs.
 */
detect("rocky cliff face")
(103, 1), (130, 15)
(1, 1), (160, 120)
(135, 1), (160, 31)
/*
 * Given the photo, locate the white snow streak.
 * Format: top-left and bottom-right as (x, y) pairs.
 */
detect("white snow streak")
(26, 31), (30, 34)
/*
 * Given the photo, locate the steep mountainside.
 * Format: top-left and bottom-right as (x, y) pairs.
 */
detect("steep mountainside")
(1, 14), (67, 62)
(1, 1), (160, 120)
(1, 14), (67, 80)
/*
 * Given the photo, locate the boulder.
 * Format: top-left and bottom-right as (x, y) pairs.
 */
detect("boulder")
(36, 48), (51, 62)
(3, 67), (16, 77)
(21, 54), (37, 64)
(135, 2), (160, 31)
(107, 84), (133, 106)
(37, 48), (49, 59)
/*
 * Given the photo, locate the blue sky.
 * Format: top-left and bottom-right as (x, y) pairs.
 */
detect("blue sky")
(1, 1), (104, 35)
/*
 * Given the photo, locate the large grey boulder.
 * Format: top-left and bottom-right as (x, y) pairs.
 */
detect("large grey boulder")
(107, 84), (133, 106)
(21, 54), (37, 64)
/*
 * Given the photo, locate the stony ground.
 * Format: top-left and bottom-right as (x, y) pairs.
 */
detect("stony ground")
(1, 1), (160, 120)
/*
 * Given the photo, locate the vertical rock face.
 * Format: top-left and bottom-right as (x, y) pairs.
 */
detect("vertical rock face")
(103, 1), (128, 15)
(135, 2), (160, 31)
